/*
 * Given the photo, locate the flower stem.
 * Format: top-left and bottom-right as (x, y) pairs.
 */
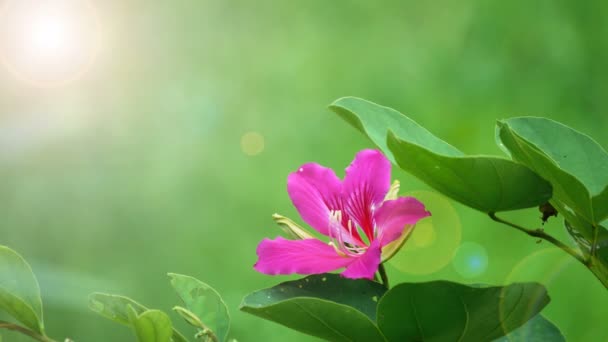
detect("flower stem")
(0, 321), (57, 342)
(378, 263), (390, 288)
(488, 212), (585, 264)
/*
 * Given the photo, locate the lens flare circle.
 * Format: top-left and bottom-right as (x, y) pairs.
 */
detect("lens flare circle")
(452, 241), (488, 278)
(389, 190), (462, 275)
(241, 131), (265, 156)
(499, 249), (574, 339)
(0, 0), (101, 86)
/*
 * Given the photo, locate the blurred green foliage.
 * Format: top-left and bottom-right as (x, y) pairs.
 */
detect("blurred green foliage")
(1, 1), (607, 341)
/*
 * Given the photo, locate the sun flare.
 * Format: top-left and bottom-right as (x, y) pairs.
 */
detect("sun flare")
(0, 0), (100, 86)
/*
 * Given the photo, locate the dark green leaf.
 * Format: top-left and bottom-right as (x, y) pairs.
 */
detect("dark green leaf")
(494, 314), (565, 342)
(330, 97), (552, 212)
(128, 307), (174, 342)
(89, 293), (188, 342)
(0, 246), (44, 334)
(377, 281), (549, 342)
(240, 274), (386, 342)
(168, 273), (229, 341)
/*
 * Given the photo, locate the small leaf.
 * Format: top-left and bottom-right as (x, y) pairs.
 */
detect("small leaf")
(172, 306), (205, 330)
(377, 281), (550, 342)
(0, 246), (44, 334)
(240, 274), (387, 342)
(330, 97), (552, 212)
(89, 293), (188, 342)
(168, 273), (230, 342)
(494, 314), (565, 342)
(128, 307), (174, 342)
(89, 293), (147, 326)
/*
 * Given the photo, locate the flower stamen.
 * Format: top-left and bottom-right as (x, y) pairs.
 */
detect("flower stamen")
(328, 210), (368, 257)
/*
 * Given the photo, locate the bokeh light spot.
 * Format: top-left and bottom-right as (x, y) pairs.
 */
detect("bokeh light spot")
(452, 241), (488, 278)
(411, 223), (437, 247)
(500, 249), (576, 339)
(241, 131), (265, 156)
(0, 0), (100, 86)
(389, 191), (461, 275)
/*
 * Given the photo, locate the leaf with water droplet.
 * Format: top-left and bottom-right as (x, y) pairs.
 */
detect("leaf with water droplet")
(241, 274), (387, 342)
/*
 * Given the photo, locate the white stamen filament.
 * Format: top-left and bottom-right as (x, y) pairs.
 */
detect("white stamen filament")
(328, 210), (368, 257)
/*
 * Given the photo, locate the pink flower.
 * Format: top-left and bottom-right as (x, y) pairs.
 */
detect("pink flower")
(254, 149), (430, 280)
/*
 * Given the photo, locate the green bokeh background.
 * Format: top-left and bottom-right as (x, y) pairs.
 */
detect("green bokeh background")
(1, 1), (608, 341)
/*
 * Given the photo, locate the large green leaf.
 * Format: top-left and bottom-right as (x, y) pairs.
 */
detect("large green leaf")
(0, 246), (44, 334)
(494, 314), (565, 342)
(168, 273), (230, 341)
(240, 274), (387, 342)
(377, 281), (549, 342)
(127, 307), (174, 342)
(89, 293), (188, 342)
(330, 97), (552, 212)
(497, 117), (608, 287)
(496, 117), (608, 224)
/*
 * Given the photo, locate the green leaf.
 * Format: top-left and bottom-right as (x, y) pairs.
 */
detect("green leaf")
(240, 274), (387, 342)
(168, 273), (229, 341)
(496, 117), (608, 224)
(330, 97), (552, 212)
(127, 307), (174, 342)
(89, 293), (188, 342)
(330, 97), (461, 163)
(377, 281), (549, 342)
(494, 314), (565, 342)
(0, 246), (44, 334)
(497, 117), (608, 287)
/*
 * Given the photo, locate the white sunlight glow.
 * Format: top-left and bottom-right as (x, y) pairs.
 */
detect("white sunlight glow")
(28, 12), (74, 59)
(0, 0), (100, 86)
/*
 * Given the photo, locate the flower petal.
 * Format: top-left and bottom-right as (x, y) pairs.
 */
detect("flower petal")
(343, 149), (392, 239)
(287, 163), (342, 236)
(341, 240), (382, 280)
(374, 197), (431, 246)
(254, 237), (353, 275)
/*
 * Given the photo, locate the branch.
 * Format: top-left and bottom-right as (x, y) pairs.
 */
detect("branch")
(0, 321), (57, 342)
(488, 212), (586, 264)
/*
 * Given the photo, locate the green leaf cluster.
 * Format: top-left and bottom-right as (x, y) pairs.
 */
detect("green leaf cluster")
(330, 97), (552, 213)
(330, 97), (608, 288)
(89, 274), (230, 342)
(241, 274), (558, 342)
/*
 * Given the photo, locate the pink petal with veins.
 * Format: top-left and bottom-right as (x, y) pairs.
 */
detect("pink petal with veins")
(375, 197), (431, 246)
(254, 237), (354, 275)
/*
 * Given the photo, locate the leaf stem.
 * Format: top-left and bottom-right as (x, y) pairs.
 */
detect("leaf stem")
(0, 321), (57, 342)
(488, 212), (586, 264)
(378, 263), (390, 289)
